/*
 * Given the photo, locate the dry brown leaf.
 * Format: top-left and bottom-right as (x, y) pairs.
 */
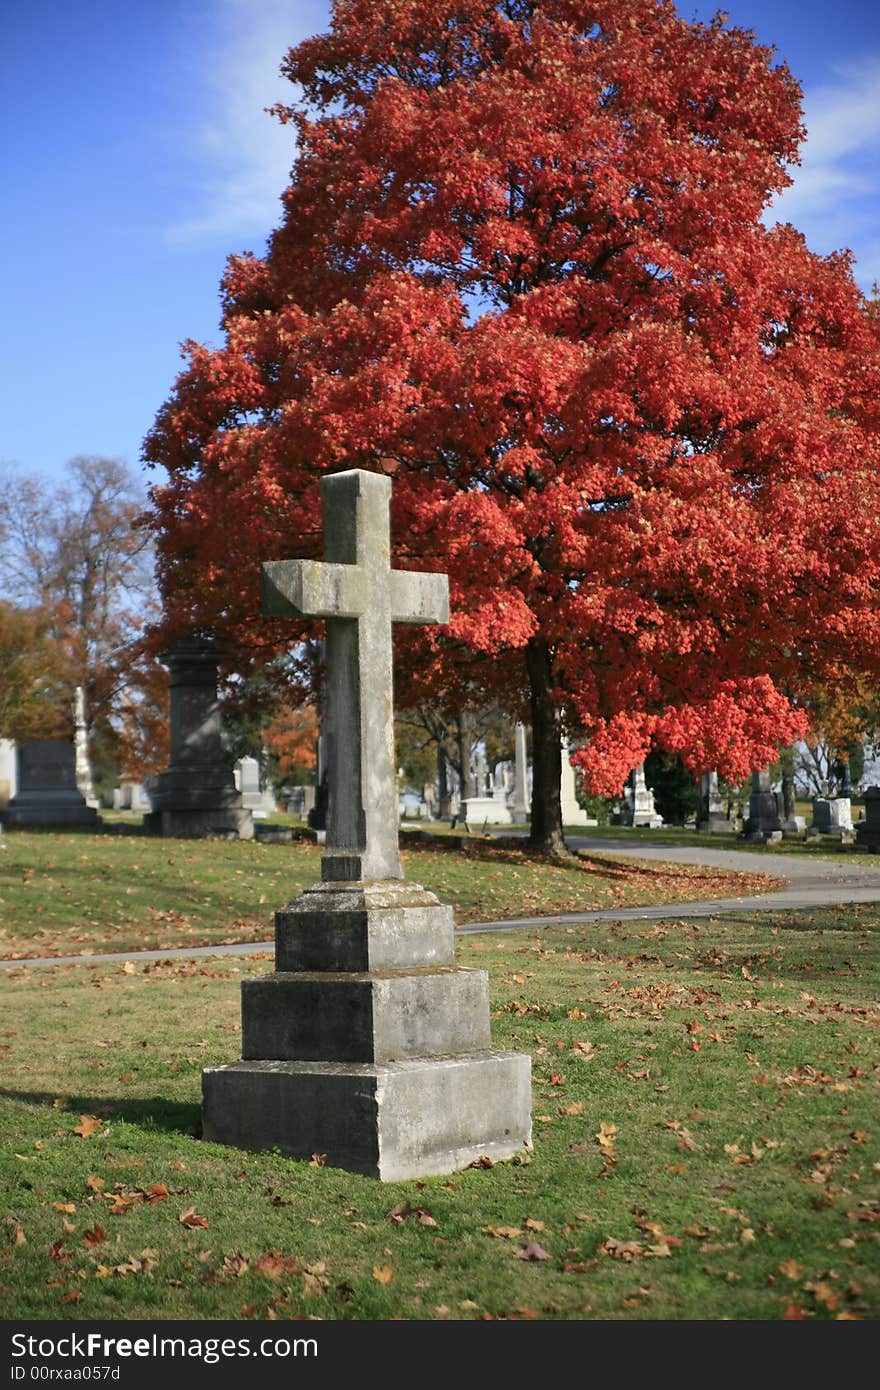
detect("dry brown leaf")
(372, 1264), (394, 1284)
(178, 1207), (209, 1230)
(73, 1116), (101, 1139)
(51, 1203), (76, 1214)
(83, 1224), (106, 1248)
(254, 1252), (301, 1281)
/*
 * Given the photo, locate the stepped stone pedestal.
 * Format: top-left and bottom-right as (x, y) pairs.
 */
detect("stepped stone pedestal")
(204, 879), (530, 1179)
(202, 470), (531, 1179)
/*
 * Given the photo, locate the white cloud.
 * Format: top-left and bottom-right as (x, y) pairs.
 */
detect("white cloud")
(166, 0), (328, 246)
(769, 56), (880, 289)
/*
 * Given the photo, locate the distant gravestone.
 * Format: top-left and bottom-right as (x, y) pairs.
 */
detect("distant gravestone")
(812, 797), (853, 837)
(3, 741), (100, 828)
(697, 770), (735, 834)
(202, 469), (531, 1179)
(744, 769), (783, 842)
(629, 762), (663, 828)
(856, 786), (880, 850)
(73, 687), (99, 808)
(560, 741), (596, 827)
(0, 738), (16, 809)
(143, 638), (253, 840)
(510, 722), (530, 821)
(234, 756), (273, 819)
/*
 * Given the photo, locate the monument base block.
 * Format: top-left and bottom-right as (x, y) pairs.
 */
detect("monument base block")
(202, 1051), (532, 1182)
(142, 808), (254, 840)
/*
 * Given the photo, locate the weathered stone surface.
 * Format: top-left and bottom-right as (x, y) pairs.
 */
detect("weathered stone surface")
(202, 1052), (532, 1181)
(241, 967), (491, 1063)
(262, 471), (447, 882)
(275, 879), (454, 973)
(3, 741), (100, 828)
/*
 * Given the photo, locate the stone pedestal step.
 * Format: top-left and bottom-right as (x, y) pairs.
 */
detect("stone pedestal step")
(275, 880), (454, 972)
(242, 967), (490, 1062)
(203, 1051), (532, 1181)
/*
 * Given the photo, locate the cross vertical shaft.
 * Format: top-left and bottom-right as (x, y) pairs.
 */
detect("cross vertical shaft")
(262, 469), (449, 884)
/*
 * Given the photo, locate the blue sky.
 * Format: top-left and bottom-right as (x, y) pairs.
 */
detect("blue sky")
(1, 0), (878, 488)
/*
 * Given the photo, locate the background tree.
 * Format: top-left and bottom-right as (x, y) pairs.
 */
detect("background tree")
(0, 456), (168, 786)
(0, 602), (68, 741)
(145, 0), (880, 854)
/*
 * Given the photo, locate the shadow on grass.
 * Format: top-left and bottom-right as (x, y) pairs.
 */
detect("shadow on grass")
(0, 1088), (202, 1136)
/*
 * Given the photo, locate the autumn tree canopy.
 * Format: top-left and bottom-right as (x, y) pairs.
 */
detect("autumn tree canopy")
(145, 0), (880, 852)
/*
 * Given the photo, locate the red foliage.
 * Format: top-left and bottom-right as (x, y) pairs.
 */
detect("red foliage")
(144, 1), (880, 815)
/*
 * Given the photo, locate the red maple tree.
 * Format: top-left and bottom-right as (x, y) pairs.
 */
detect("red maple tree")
(145, 0), (880, 852)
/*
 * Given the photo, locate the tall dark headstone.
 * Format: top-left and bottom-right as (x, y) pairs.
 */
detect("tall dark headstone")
(696, 770), (735, 834)
(143, 638), (253, 840)
(203, 470), (532, 1179)
(743, 769), (783, 842)
(3, 741), (100, 828)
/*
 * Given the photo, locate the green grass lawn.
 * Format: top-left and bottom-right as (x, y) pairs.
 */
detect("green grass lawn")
(1, 904), (877, 1320)
(0, 829), (782, 959)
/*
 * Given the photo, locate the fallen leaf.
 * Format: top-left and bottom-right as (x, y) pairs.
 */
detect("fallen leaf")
(253, 1253), (301, 1281)
(51, 1203), (76, 1214)
(83, 1225), (106, 1248)
(779, 1258), (804, 1280)
(372, 1264), (394, 1284)
(178, 1207), (209, 1230)
(86, 1176), (104, 1192)
(121, 962), (135, 974)
(524, 1218), (546, 1232)
(73, 1116), (101, 1139)
(60, 1288), (81, 1305)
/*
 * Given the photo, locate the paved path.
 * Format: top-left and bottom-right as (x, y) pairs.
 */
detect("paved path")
(3, 838), (880, 969)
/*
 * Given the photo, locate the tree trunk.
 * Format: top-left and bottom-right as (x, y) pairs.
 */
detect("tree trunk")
(437, 744), (452, 819)
(525, 638), (569, 856)
(457, 709), (477, 800)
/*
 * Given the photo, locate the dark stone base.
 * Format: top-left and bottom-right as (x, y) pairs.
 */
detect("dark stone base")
(202, 1052), (532, 1181)
(696, 814), (736, 834)
(3, 803), (100, 828)
(142, 808), (254, 840)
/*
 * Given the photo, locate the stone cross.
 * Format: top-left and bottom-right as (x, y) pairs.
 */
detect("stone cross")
(262, 470), (448, 883)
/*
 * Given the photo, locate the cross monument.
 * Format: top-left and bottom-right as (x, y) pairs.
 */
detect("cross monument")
(202, 468), (531, 1180)
(262, 469), (447, 882)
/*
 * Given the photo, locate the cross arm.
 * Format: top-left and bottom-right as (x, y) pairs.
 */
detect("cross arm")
(262, 559), (366, 620)
(389, 569), (449, 627)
